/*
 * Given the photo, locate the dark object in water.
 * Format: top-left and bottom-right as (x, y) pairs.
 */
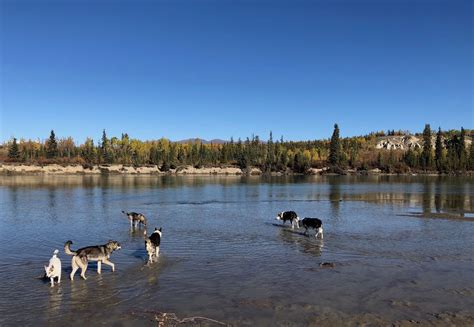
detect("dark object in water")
(320, 262), (336, 268)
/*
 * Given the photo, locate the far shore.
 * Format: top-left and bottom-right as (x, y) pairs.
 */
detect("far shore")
(0, 163), (471, 177)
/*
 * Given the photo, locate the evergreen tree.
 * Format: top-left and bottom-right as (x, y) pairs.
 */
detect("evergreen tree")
(265, 131), (275, 172)
(403, 148), (417, 168)
(329, 123), (341, 166)
(459, 127), (467, 170)
(46, 130), (58, 158)
(82, 138), (96, 164)
(434, 127), (444, 171)
(446, 135), (460, 171)
(469, 141), (474, 171)
(8, 138), (20, 160)
(100, 129), (113, 164)
(420, 124), (432, 170)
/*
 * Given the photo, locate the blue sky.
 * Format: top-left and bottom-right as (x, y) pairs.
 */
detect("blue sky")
(1, 0), (472, 143)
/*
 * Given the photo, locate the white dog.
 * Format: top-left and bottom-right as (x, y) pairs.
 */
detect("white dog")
(44, 249), (62, 287)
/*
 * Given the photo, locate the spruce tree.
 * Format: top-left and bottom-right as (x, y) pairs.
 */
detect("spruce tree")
(421, 124), (432, 170)
(82, 138), (96, 165)
(459, 127), (466, 170)
(469, 141), (474, 171)
(100, 129), (113, 164)
(329, 123), (340, 166)
(46, 130), (58, 158)
(8, 138), (20, 161)
(434, 127), (444, 171)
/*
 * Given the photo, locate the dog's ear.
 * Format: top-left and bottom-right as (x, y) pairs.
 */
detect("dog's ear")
(159, 227), (162, 232)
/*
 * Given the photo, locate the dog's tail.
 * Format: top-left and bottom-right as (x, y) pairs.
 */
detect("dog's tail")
(64, 240), (77, 256)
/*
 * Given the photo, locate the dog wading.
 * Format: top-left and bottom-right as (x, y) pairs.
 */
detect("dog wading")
(64, 240), (121, 280)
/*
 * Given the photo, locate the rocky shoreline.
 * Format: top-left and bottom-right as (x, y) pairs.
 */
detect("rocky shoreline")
(0, 163), (471, 176)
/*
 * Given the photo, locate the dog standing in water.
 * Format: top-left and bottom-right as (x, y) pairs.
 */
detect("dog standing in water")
(122, 210), (147, 228)
(64, 240), (121, 280)
(298, 217), (324, 239)
(145, 228), (162, 263)
(44, 249), (61, 287)
(276, 211), (300, 229)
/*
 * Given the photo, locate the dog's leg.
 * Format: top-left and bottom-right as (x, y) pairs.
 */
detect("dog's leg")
(319, 227), (324, 239)
(50, 277), (54, 287)
(97, 260), (102, 274)
(102, 258), (115, 272)
(58, 273), (61, 284)
(77, 257), (88, 280)
(155, 246), (160, 258)
(70, 257), (79, 281)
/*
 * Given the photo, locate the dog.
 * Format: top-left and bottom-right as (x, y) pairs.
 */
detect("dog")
(276, 211), (299, 229)
(145, 227), (162, 263)
(122, 210), (147, 228)
(298, 217), (324, 239)
(44, 249), (61, 287)
(64, 240), (121, 280)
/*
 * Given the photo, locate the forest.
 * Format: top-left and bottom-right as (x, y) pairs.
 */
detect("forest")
(2, 124), (473, 174)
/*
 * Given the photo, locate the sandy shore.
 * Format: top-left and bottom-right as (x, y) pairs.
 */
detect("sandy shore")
(0, 163), (255, 175)
(1, 163), (468, 176)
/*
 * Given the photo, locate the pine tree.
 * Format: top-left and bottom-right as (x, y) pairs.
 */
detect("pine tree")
(434, 127), (444, 172)
(100, 129), (113, 164)
(46, 130), (58, 158)
(404, 148), (417, 168)
(82, 138), (96, 164)
(446, 135), (460, 171)
(8, 138), (20, 161)
(421, 124), (432, 170)
(459, 127), (467, 170)
(469, 141), (474, 171)
(265, 131), (275, 172)
(329, 123), (340, 166)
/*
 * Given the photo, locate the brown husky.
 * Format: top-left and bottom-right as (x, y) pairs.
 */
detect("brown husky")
(64, 240), (121, 280)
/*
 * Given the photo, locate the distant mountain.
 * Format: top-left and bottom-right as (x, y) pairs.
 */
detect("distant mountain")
(176, 138), (227, 144)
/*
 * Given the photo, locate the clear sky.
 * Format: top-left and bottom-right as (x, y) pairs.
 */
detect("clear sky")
(1, 0), (472, 143)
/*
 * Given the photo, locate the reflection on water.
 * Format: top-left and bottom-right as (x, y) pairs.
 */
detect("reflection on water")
(0, 175), (473, 326)
(1, 175), (472, 214)
(276, 226), (323, 257)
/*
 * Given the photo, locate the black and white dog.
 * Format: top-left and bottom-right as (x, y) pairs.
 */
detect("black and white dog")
(298, 217), (324, 239)
(145, 228), (162, 263)
(276, 211), (299, 229)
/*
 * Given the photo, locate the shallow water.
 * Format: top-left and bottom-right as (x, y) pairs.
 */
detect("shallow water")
(0, 175), (473, 326)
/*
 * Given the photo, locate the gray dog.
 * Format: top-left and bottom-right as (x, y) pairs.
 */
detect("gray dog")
(122, 210), (148, 228)
(64, 240), (121, 280)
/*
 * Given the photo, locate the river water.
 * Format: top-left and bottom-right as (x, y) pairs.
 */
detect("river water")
(0, 175), (472, 326)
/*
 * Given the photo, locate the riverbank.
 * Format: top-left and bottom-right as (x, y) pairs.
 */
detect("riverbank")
(0, 163), (471, 176)
(0, 163), (250, 175)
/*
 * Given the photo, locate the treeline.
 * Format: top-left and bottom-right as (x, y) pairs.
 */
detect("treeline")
(2, 124), (474, 174)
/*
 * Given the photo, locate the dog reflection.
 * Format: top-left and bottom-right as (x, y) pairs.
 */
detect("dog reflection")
(277, 227), (323, 256)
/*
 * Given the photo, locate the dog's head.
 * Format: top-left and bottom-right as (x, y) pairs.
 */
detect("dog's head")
(106, 240), (121, 251)
(276, 212), (284, 220)
(44, 265), (53, 277)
